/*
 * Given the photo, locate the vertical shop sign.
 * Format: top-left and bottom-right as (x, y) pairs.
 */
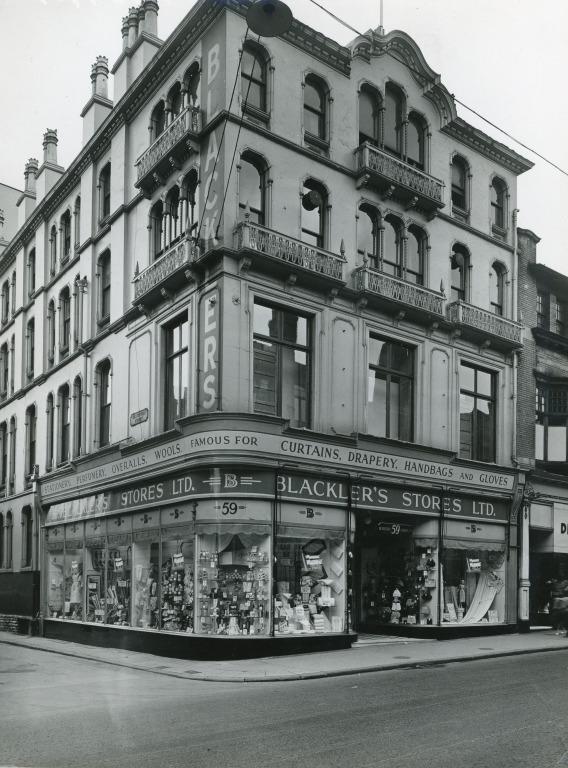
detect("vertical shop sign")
(553, 504), (568, 553)
(201, 36), (225, 249)
(199, 289), (220, 411)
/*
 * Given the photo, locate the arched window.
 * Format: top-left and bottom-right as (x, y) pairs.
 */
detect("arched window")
(9, 335), (14, 396)
(98, 251), (111, 326)
(59, 287), (71, 356)
(46, 393), (54, 471)
(24, 405), (36, 481)
(73, 377), (83, 459)
(407, 112), (425, 170)
(27, 248), (36, 297)
(168, 82), (182, 121)
(304, 74), (327, 141)
(96, 359), (111, 448)
(491, 177), (507, 230)
(98, 163), (111, 223)
(241, 43), (267, 113)
(21, 506), (33, 568)
(384, 83), (404, 156)
(50, 225), (57, 275)
(5, 511), (12, 569)
(406, 225), (426, 285)
(74, 196), (81, 248)
(165, 186), (181, 247)
(150, 200), (164, 260)
(450, 244), (470, 302)
(26, 319), (35, 381)
(58, 384), (70, 465)
(357, 205), (379, 267)
(358, 85), (380, 146)
(181, 169), (199, 237)
(150, 101), (166, 141)
(10, 271), (15, 316)
(184, 62), (200, 106)
(0, 513), (4, 569)
(451, 156), (468, 212)
(8, 418), (15, 495)
(383, 215), (404, 278)
(0, 343), (8, 399)
(239, 153), (266, 225)
(490, 262), (505, 316)
(0, 421), (7, 492)
(61, 210), (71, 262)
(47, 300), (56, 365)
(164, 314), (189, 430)
(301, 179), (327, 248)
(1, 281), (9, 325)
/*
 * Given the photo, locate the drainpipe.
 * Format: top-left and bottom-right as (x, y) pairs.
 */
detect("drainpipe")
(511, 209), (519, 466)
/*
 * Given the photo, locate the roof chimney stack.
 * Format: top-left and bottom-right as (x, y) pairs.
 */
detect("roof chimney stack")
(127, 7), (139, 47)
(36, 130), (64, 202)
(17, 157), (39, 225)
(24, 158), (39, 194)
(121, 16), (129, 50)
(112, 0), (161, 101)
(42, 129), (58, 165)
(143, 0), (159, 37)
(91, 55), (109, 98)
(81, 56), (113, 144)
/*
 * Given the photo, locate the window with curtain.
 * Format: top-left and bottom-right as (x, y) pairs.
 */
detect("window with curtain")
(367, 335), (414, 441)
(253, 301), (311, 428)
(459, 363), (496, 462)
(301, 179), (326, 248)
(238, 154), (265, 225)
(358, 85), (380, 146)
(241, 43), (267, 113)
(164, 314), (189, 430)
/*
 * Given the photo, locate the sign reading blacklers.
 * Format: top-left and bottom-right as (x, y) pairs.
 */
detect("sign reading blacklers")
(45, 469), (509, 525)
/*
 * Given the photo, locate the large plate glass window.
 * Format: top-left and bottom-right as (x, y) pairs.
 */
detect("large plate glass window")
(367, 335), (414, 441)
(459, 362), (496, 462)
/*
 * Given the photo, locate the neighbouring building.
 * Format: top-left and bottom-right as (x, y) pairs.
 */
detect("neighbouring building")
(517, 228), (568, 629)
(0, 0), (534, 657)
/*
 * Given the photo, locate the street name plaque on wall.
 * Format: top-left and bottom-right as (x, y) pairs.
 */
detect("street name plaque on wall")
(129, 409), (149, 427)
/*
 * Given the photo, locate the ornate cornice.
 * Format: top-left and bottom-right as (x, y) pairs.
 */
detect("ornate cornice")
(442, 118), (533, 175)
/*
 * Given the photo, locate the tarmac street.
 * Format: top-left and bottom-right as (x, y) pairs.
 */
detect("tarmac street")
(1, 634), (568, 768)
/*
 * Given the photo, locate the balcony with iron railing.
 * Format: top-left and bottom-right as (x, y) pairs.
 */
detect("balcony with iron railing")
(446, 300), (523, 350)
(355, 142), (445, 216)
(135, 106), (201, 197)
(234, 219), (347, 290)
(132, 234), (199, 307)
(353, 265), (445, 324)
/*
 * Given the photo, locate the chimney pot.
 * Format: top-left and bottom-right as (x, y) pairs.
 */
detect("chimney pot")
(42, 129), (58, 165)
(143, 0), (159, 36)
(91, 55), (109, 98)
(24, 158), (39, 193)
(121, 16), (129, 50)
(137, 4), (145, 34)
(128, 7), (139, 46)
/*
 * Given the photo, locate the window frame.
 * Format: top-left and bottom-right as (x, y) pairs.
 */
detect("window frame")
(58, 383), (71, 466)
(537, 290), (550, 330)
(301, 179), (327, 249)
(459, 362), (496, 463)
(73, 377), (83, 459)
(252, 300), (312, 429)
(96, 359), (112, 449)
(46, 393), (54, 472)
(357, 204), (380, 268)
(0, 343), (8, 399)
(21, 506), (33, 569)
(238, 153), (266, 226)
(59, 287), (71, 357)
(367, 335), (415, 442)
(384, 82), (404, 158)
(451, 155), (469, 216)
(490, 262), (505, 316)
(303, 73), (328, 146)
(450, 245), (469, 303)
(61, 210), (71, 263)
(241, 42), (268, 118)
(164, 314), (190, 431)
(27, 248), (36, 297)
(98, 250), (111, 326)
(406, 111), (426, 171)
(358, 84), (380, 147)
(535, 381), (568, 464)
(25, 405), (37, 482)
(98, 162), (111, 224)
(490, 177), (507, 233)
(26, 319), (35, 381)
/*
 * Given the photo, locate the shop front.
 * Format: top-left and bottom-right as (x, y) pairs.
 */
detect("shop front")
(42, 467), (352, 659)
(355, 487), (514, 637)
(529, 500), (568, 626)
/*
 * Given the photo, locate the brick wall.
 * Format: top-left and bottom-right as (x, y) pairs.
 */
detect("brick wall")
(0, 614), (33, 634)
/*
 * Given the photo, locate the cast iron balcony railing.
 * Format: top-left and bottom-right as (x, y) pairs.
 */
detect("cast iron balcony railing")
(354, 266), (445, 322)
(135, 106), (201, 196)
(446, 300), (523, 349)
(355, 143), (445, 215)
(133, 234), (199, 306)
(234, 220), (346, 288)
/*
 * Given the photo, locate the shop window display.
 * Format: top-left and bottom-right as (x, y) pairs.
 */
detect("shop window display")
(85, 519), (106, 623)
(46, 526), (64, 618)
(161, 527), (194, 633)
(274, 528), (346, 634)
(196, 527), (271, 635)
(441, 547), (505, 624)
(132, 534), (160, 629)
(105, 534), (132, 626)
(64, 524), (84, 621)
(359, 523), (439, 627)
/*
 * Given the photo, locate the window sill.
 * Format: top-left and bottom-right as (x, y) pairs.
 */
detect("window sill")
(242, 103), (270, 125)
(451, 205), (469, 223)
(491, 223), (508, 240)
(304, 132), (329, 155)
(97, 316), (110, 330)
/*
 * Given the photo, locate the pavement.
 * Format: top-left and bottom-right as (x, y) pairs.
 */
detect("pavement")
(0, 627), (567, 683)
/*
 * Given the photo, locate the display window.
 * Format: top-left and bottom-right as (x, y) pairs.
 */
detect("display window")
(441, 546), (505, 624)
(132, 531), (160, 629)
(274, 526), (346, 635)
(358, 518), (438, 627)
(195, 524), (271, 636)
(161, 525), (194, 633)
(85, 519), (106, 623)
(106, 523), (132, 627)
(64, 523), (84, 621)
(46, 526), (64, 618)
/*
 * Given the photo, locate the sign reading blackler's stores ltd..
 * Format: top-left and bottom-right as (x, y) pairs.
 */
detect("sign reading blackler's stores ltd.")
(40, 430), (515, 504)
(45, 468), (510, 526)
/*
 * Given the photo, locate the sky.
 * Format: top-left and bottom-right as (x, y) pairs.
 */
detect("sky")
(1, 0), (567, 271)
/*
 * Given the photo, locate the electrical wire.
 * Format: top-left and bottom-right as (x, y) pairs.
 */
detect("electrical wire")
(306, 0), (568, 178)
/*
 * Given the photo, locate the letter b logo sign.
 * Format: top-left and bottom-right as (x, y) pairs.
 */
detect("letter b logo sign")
(561, 522), (567, 535)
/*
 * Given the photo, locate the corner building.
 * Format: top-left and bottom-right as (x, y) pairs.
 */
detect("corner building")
(0, 0), (533, 657)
